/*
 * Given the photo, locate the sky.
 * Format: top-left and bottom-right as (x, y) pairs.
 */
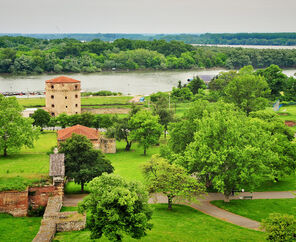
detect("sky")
(0, 0), (296, 33)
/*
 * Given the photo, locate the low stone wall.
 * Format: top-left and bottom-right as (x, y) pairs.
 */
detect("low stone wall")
(0, 188), (28, 217)
(100, 137), (116, 153)
(57, 211), (86, 232)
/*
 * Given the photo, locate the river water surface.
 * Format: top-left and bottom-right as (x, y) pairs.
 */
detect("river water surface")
(0, 69), (295, 95)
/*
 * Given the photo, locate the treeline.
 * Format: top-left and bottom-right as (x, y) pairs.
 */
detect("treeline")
(0, 36), (296, 74)
(1, 33), (296, 45)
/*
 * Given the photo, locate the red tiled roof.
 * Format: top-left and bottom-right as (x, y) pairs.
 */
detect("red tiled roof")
(58, 125), (99, 141)
(46, 76), (80, 84)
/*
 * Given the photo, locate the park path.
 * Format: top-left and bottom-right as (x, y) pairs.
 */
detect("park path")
(63, 191), (296, 231)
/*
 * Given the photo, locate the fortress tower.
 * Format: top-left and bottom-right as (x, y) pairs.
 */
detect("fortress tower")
(45, 76), (81, 116)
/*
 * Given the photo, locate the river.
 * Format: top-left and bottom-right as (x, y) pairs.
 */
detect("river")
(0, 69), (295, 96)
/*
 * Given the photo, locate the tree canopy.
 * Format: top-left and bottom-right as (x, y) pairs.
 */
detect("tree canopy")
(0, 95), (40, 156)
(59, 134), (114, 192)
(78, 173), (153, 241)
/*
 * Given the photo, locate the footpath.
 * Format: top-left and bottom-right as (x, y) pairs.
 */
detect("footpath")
(64, 191), (296, 231)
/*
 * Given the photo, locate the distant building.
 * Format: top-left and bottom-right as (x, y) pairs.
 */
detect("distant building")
(57, 124), (116, 153)
(45, 76), (81, 116)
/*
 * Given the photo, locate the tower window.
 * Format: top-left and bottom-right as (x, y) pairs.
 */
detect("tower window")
(51, 85), (54, 89)
(75, 85), (78, 89)
(65, 96), (67, 99)
(51, 104), (55, 108)
(51, 95), (54, 99)
(75, 104), (78, 107)
(75, 94), (78, 98)
(66, 106), (68, 108)
(51, 112), (55, 116)
(75, 112), (78, 114)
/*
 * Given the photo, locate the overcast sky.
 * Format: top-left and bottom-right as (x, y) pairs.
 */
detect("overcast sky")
(0, 0), (295, 33)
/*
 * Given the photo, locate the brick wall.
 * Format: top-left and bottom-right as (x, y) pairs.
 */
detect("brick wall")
(0, 188), (28, 217)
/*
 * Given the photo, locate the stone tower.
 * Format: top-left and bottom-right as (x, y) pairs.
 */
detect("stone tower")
(45, 76), (81, 116)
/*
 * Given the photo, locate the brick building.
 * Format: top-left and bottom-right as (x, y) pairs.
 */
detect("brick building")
(45, 76), (81, 116)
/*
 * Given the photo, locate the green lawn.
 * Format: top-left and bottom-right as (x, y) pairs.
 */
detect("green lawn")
(54, 204), (265, 242)
(0, 131), (57, 190)
(253, 174), (296, 191)
(17, 96), (134, 108)
(211, 198), (296, 222)
(65, 140), (161, 193)
(0, 213), (41, 242)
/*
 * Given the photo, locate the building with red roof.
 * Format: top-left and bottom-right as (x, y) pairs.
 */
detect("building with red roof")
(45, 76), (81, 116)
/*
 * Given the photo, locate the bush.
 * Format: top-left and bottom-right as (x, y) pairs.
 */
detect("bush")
(28, 205), (45, 217)
(261, 213), (296, 241)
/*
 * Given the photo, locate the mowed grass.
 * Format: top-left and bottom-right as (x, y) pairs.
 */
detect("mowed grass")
(211, 198), (296, 222)
(54, 204), (265, 242)
(65, 140), (161, 193)
(0, 131), (57, 189)
(17, 96), (134, 108)
(253, 174), (296, 191)
(0, 213), (41, 242)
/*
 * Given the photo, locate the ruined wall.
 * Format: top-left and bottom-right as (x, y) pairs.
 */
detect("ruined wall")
(100, 137), (116, 153)
(0, 188), (28, 217)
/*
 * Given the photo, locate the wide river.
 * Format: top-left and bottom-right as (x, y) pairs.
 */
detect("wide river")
(0, 69), (296, 96)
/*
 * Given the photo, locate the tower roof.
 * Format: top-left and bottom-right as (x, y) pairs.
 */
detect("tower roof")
(57, 125), (99, 141)
(46, 76), (80, 84)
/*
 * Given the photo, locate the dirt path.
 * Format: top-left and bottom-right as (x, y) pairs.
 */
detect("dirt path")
(63, 191), (296, 231)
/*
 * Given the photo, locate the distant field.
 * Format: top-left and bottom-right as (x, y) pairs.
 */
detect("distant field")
(0, 131), (57, 191)
(17, 96), (135, 108)
(211, 198), (296, 222)
(54, 204), (265, 242)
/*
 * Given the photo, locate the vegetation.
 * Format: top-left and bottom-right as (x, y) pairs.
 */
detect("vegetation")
(55, 204), (265, 241)
(59, 134), (114, 192)
(0, 95), (40, 156)
(0, 213), (41, 242)
(31, 108), (51, 131)
(261, 213), (296, 241)
(78, 174), (153, 241)
(143, 155), (204, 209)
(1, 36), (296, 75)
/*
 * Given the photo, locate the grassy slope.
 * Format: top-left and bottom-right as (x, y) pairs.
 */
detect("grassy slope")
(54, 204), (265, 242)
(0, 132), (57, 190)
(211, 199), (296, 222)
(0, 214), (41, 242)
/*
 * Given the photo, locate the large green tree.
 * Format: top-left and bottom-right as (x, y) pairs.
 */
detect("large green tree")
(78, 173), (153, 241)
(143, 155), (204, 210)
(181, 108), (278, 202)
(59, 134), (114, 192)
(0, 95), (40, 156)
(31, 109), (51, 131)
(129, 110), (163, 155)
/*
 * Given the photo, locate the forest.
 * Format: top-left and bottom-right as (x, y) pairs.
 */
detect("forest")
(1, 33), (296, 45)
(0, 36), (295, 74)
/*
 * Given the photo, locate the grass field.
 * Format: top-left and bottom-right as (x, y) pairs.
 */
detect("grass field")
(211, 198), (296, 222)
(0, 213), (41, 242)
(65, 140), (161, 193)
(0, 131), (57, 191)
(54, 204), (265, 242)
(17, 96), (135, 108)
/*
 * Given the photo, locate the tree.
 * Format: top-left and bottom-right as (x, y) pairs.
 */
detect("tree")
(0, 95), (40, 156)
(283, 77), (296, 101)
(151, 94), (174, 139)
(31, 109), (51, 131)
(224, 66), (270, 114)
(182, 107), (278, 202)
(256, 64), (287, 99)
(78, 173), (153, 241)
(59, 134), (114, 192)
(187, 76), (206, 95)
(171, 87), (193, 102)
(129, 110), (163, 155)
(261, 213), (296, 241)
(143, 155), (204, 210)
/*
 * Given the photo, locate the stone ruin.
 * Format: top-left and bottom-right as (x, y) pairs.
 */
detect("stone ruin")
(100, 136), (116, 153)
(33, 148), (86, 242)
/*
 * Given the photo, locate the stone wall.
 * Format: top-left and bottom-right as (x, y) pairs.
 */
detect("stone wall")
(100, 137), (116, 153)
(0, 188), (28, 217)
